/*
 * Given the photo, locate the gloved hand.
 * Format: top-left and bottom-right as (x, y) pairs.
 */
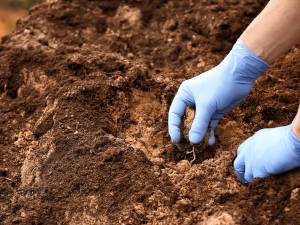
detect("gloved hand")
(234, 125), (300, 183)
(168, 40), (269, 144)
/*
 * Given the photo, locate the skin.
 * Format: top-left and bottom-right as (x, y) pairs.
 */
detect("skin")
(240, 0), (300, 138)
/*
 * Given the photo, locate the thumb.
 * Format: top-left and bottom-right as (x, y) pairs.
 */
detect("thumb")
(168, 95), (187, 144)
(188, 104), (213, 144)
(168, 81), (193, 144)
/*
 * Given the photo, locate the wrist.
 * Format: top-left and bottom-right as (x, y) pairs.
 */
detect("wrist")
(292, 123), (300, 139)
(290, 125), (300, 156)
(222, 39), (269, 82)
(292, 107), (300, 139)
(240, 38), (273, 64)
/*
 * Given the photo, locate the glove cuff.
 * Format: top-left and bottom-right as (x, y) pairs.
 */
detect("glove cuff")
(289, 126), (300, 156)
(227, 39), (269, 81)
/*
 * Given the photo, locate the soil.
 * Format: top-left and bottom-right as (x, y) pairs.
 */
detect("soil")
(0, 7), (27, 37)
(0, 0), (300, 224)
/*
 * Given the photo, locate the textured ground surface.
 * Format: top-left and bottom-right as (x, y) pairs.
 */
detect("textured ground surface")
(0, 7), (27, 37)
(0, 0), (300, 224)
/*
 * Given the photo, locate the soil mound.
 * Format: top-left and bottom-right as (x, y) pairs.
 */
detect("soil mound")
(1, 0), (300, 224)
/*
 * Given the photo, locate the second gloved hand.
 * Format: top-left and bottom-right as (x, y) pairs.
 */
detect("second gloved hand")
(234, 125), (300, 183)
(168, 40), (269, 144)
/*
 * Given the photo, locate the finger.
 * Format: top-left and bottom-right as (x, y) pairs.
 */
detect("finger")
(234, 145), (246, 183)
(168, 95), (188, 144)
(208, 119), (219, 146)
(188, 105), (212, 144)
(237, 134), (255, 154)
(245, 160), (253, 183)
(253, 166), (269, 179)
(237, 141), (247, 155)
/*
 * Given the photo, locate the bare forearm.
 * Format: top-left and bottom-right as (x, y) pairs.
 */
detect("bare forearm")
(239, 0), (300, 136)
(240, 0), (300, 64)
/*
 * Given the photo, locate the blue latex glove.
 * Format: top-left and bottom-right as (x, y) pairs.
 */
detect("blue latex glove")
(168, 40), (269, 144)
(234, 125), (300, 183)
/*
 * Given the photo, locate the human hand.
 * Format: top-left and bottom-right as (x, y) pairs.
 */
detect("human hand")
(168, 40), (268, 144)
(234, 125), (300, 183)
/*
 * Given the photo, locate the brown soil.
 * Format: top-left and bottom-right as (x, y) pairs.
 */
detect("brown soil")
(0, 7), (27, 37)
(0, 0), (300, 224)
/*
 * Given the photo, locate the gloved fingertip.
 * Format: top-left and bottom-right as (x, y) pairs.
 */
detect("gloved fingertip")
(244, 175), (253, 183)
(169, 130), (181, 144)
(188, 130), (205, 144)
(233, 153), (247, 183)
(208, 134), (215, 146)
(236, 171), (247, 184)
(244, 165), (254, 183)
(168, 94), (188, 144)
(171, 137), (180, 144)
(189, 139), (201, 145)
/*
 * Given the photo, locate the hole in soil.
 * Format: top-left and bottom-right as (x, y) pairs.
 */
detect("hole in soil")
(67, 62), (89, 79)
(0, 168), (8, 177)
(98, 1), (120, 16)
(6, 77), (20, 99)
(7, 89), (18, 99)
(119, 91), (217, 163)
(170, 107), (218, 164)
(170, 137), (217, 164)
(261, 106), (289, 122)
(96, 17), (108, 33)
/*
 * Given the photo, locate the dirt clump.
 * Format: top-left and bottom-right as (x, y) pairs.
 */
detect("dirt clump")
(1, 0), (300, 224)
